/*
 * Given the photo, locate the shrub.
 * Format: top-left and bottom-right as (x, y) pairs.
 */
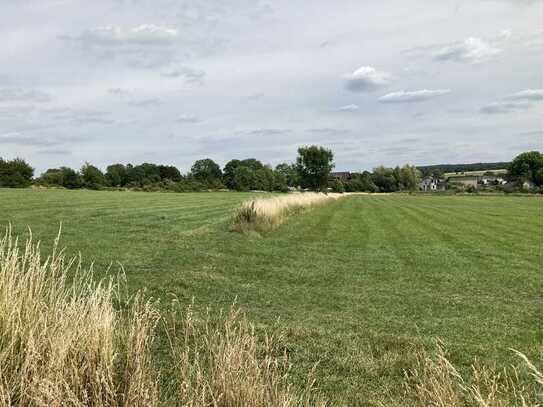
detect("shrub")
(0, 158), (34, 188)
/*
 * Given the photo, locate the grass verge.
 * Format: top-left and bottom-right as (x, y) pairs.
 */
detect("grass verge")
(231, 193), (343, 233)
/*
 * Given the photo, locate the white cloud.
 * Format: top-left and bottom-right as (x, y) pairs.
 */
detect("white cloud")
(507, 89), (543, 101)
(336, 104), (359, 112)
(343, 66), (393, 92)
(480, 101), (531, 114)
(378, 89), (451, 103)
(176, 114), (198, 123)
(433, 37), (502, 63)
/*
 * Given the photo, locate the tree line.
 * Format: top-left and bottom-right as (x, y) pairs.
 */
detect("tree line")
(1, 148), (542, 193)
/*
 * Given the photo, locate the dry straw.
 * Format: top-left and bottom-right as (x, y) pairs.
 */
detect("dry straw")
(0, 227), (325, 406)
(231, 193), (345, 233)
(0, 227), (159, 406)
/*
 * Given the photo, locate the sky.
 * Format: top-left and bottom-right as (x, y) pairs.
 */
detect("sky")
(1, 0), (542, 174)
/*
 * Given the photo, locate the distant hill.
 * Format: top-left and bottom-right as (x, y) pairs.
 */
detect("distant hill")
(417, 162), (510, 177)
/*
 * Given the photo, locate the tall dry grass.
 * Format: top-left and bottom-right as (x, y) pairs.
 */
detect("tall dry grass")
(383, 341), (543, 407)
(0, 228), (326, 406)
(231, 193), (344, 233)
(0, 228), (159, 406)
(167, 305), (326, 407)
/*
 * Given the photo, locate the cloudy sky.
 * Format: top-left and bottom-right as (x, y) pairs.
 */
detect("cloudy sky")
(1, 0), (542, 173)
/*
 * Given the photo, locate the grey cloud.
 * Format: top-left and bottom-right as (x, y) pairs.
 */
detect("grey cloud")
(336, 104), (359, 112)
(0, 88), (51, 104)
(42, 107), (116, 125)
(62, 24), (179, 67)
(176, 114), (198, 123)
(433, 37), (501, 64)
(343, 66), (393, 92)
(161, 66), (205, 84)
(480, 89), (543, 114)
(248, 93), (265, 101)
(378, 89), (451, 104)
(307, 128), (351, 136)
(480, 101), (531, 114)
(244, 129), (291, 138)
(67, 24), (178, 46)
(507, 89), (543, 101)
(128, 98), (162, 107)
(0, 132), (59, 147)
(37, 149), (72, 156)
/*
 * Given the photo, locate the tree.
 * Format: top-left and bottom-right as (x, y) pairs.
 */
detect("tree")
(60, 167), (82, 189)
(38, 167), (81, 189)
(275, 163), (298, 188)
(38, 168), (64, 187)
(0, 157), (34, 188)
(232, 166), (255, 191)
(272, 170), (288, 192)
(345, 172), (378, 192)
(105, 164), (127, 187)
(80, 163), (106, 189)
(223, 159), (242, 189)
(295, 146), (334, 191)
(191, 158), (222, 185)
(158, 165), (182, 182)
(239, 158), (264, 171)
(372, 166), (399, 192)
(329, 179), (345, 193)
(509, 151), (543, 186)
(399, 164), (421, 191)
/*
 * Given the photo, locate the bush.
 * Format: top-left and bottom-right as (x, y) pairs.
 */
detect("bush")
(0, 158), (34, 188)
(329, 179), (345, 193)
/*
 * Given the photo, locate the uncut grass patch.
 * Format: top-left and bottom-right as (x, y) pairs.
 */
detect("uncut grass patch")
(231, 193), (344, 233)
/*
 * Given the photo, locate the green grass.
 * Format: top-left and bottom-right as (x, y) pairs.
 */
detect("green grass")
(1, 188), (542, 405)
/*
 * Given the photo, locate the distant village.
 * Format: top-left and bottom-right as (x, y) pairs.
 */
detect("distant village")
(331, 168), (537, 192)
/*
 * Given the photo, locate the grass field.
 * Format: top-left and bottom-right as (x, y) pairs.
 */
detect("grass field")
(1, 188), (542, 405)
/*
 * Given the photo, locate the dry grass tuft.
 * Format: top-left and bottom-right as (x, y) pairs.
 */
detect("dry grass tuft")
(0, 228), (326, 406)
(167, 305), (326, 407)
(231, 193), (344, 233)
(387, 341), (543, 407)
(0, 227), (159, 407)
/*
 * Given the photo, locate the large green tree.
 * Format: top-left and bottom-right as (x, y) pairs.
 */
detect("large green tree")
(295, 146), (334, 191)
(223, 159), (242, 189)
(399, 164), (422, 191)
(190, 158), (222, 185)
(509, 151), (543, 186)
(80, 163), (106, 190)
(0, 158), (34, 188)
(275, 163), (298, 188)
(105, 164), (127, 187)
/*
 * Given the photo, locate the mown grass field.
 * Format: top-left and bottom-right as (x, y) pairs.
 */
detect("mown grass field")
(1, 188), (542, 405)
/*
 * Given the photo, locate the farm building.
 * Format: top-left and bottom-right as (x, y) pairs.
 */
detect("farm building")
(420, 176), (446, 191)
(330, 172), (352, 181)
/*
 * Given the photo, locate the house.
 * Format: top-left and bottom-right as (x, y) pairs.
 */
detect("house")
(522, 180), (536, 190)
(330, 172), (352, 181)
(480, 176), (507, 186)
(420, 176), (445, 191)
(446, 174), (479, 189)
